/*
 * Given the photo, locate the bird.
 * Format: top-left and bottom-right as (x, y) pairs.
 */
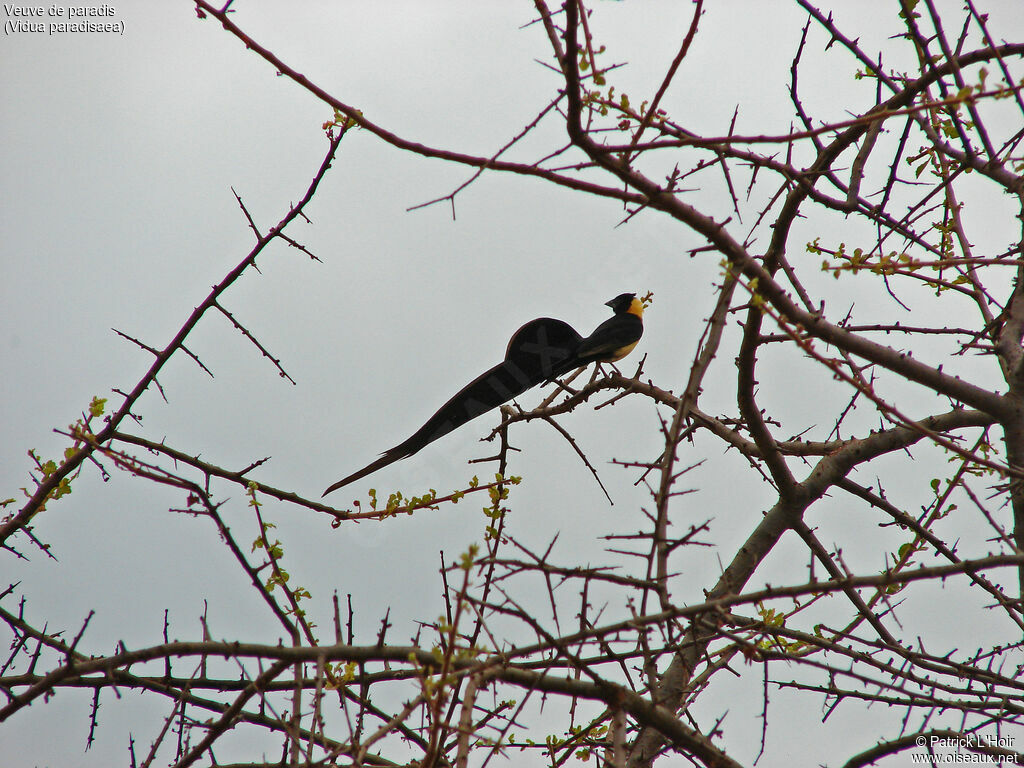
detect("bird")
(322, 294), (644, 497)
(549, 292), (644, 379)
(322, 317), (582, 496)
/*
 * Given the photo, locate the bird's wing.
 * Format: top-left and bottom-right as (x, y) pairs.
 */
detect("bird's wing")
(551, 315), (643, 376)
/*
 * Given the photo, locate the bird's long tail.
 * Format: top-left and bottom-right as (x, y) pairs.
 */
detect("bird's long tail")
(322, 317), (582, 496)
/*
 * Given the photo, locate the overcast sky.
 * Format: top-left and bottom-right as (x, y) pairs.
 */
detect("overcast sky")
(4, 2), (1024, 765)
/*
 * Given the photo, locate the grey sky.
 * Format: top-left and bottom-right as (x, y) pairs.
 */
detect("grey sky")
(3, 2), (1024, 765)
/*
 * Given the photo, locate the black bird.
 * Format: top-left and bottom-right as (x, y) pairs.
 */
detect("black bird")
(549, 292), (644, 378)
(322, 294), (644, 497)
(322, 317), (581, 495)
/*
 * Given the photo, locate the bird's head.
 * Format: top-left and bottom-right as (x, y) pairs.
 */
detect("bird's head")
(606, 293), (642, 317)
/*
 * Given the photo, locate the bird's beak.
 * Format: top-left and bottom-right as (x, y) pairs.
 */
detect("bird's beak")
(605, 298), (615, 308)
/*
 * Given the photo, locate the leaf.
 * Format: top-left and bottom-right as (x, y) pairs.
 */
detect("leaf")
(899, 0), (920, 20)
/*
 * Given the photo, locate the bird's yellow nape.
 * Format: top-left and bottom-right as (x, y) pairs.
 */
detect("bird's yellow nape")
(627, 297), (644, 318)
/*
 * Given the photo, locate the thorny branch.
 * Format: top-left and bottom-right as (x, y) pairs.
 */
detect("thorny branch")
(5, 1), (1024, 766)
